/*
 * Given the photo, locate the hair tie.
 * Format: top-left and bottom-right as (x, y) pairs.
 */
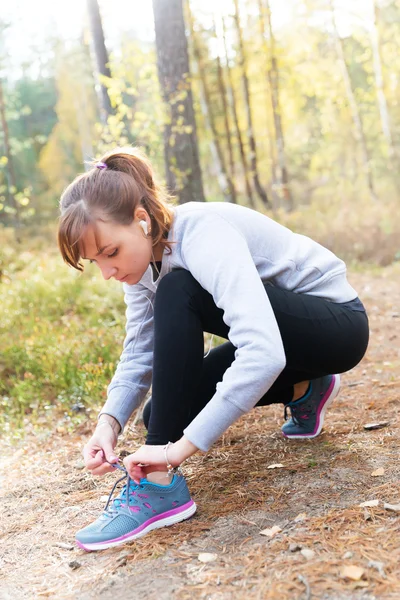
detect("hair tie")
(95, 161), (107, 170)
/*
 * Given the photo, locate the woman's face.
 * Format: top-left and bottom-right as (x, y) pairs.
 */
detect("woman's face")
(80, 212), (153, 285)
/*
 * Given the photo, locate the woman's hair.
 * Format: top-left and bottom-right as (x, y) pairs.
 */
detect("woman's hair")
(58, 147), (175, 271)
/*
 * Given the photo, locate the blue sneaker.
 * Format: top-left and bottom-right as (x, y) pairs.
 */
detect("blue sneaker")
(281, 374), (340, 439)
(76, 470), (196, 551)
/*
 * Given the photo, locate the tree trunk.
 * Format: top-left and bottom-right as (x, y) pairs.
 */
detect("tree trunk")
(233, 0), (270, 208)
(256, 2), (277, 193)
(371, 0), (398, 168)
(212, 15), (235, 183)
(152, 0), (205, 203)
(86, 0), (113, 122)
(75, 34), (96, 169)
(222, 16), (255, 208)
(331, 2), (377, 202)
(190, 24), (236, 202)
(260, 0), (293, 211)
(197, 72), (234, 203)
(0, 78), (20, 226)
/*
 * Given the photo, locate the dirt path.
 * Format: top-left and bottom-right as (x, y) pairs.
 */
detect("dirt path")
(2, 265), (400, 599)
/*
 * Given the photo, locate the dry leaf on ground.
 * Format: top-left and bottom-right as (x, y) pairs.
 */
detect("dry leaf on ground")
(198, 553), (218, 563)
(260, 525), (282, 538)
(363, 422), (390, 430)
(340, 565), (365, 581)
(383, 502), (400, 512)
(359, 499), (379, 507)
(267, 463), (284, 469)
(371, 468), (385, 477)
(294, 512), (307, 522)
(300, 548), (315, 560)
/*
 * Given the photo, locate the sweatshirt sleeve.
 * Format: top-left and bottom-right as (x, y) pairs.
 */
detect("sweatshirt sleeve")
(99, 283), (154, 430)
(181, 212), (286, 451)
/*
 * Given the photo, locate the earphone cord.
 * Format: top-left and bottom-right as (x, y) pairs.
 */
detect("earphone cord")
(150, 248), (161, 279)
(149, 248), (214, 356)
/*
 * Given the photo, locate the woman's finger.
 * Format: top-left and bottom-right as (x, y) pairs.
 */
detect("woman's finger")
(85, 449), (105, 470)
(89, 463), (116, 476)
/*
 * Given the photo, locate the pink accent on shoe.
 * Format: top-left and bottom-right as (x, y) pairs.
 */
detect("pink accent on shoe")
(143, 502), (152, 509)
(84, 499), (196, 547)
(138, 494), (149, 499)
(283, 374), (340, 439)
(121, 503), (141, 512)
(76, 540), (91, 552)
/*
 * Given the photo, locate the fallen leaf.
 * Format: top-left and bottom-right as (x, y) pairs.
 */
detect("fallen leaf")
(260, 525), (282, 538)
(198, 553), (218, 563)
(300, 548), (315, 560)
(371, 468), (385, 477)
(53, 542), (74, 551)
(340, 565), (365, 581)
(267, 463), (284, 469)
(294, 512), (307, 522)
(364, 422), (390, 431)
(383, 502), (400, 512)
(359, 499), (379, 508)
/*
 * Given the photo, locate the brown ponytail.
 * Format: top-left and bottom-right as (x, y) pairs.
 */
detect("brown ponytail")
(58, 147), (175, 271)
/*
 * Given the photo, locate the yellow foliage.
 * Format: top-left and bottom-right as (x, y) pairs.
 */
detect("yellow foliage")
(39, 46), (99, 195)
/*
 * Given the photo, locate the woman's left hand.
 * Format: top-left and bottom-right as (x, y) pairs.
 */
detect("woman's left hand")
(123, 444), (179, 483)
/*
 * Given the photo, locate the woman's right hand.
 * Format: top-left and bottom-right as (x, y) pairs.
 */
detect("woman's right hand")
(83, 416), (120, 476)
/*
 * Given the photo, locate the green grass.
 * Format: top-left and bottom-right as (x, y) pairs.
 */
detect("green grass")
(0, 246), (126, 434)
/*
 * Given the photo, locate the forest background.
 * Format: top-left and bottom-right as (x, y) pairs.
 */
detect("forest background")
(1, 0), (400, 434)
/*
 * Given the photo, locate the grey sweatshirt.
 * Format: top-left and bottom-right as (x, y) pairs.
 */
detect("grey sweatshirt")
(100, 202), (358, 451)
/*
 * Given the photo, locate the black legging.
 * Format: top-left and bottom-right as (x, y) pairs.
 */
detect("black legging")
(145, 269), (369, 445)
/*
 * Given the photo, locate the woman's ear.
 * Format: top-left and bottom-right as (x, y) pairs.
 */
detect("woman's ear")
(134, 207), (148, 223)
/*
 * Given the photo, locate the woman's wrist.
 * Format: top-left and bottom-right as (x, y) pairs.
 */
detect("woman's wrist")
(97, 414), (121, 437)
(168, 436), (199, 467)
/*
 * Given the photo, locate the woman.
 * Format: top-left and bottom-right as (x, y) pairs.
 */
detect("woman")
(58, 147), (369, 551)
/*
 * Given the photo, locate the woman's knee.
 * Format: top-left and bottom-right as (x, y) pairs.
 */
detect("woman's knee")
(155, 269), (201, 304)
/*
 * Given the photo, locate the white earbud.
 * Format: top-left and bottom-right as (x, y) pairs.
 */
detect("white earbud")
(139, 220), (149, 236)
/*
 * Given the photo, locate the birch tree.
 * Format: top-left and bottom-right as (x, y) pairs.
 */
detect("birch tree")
(258, 0), (293, 210)
(190, 17), (236, 203)
(222, 15), (254, 207)
(330, 0), (377, 201)
(370, 0), (397, 167)
(233, 0), (270, 208)
(212, 15), (235, 183)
